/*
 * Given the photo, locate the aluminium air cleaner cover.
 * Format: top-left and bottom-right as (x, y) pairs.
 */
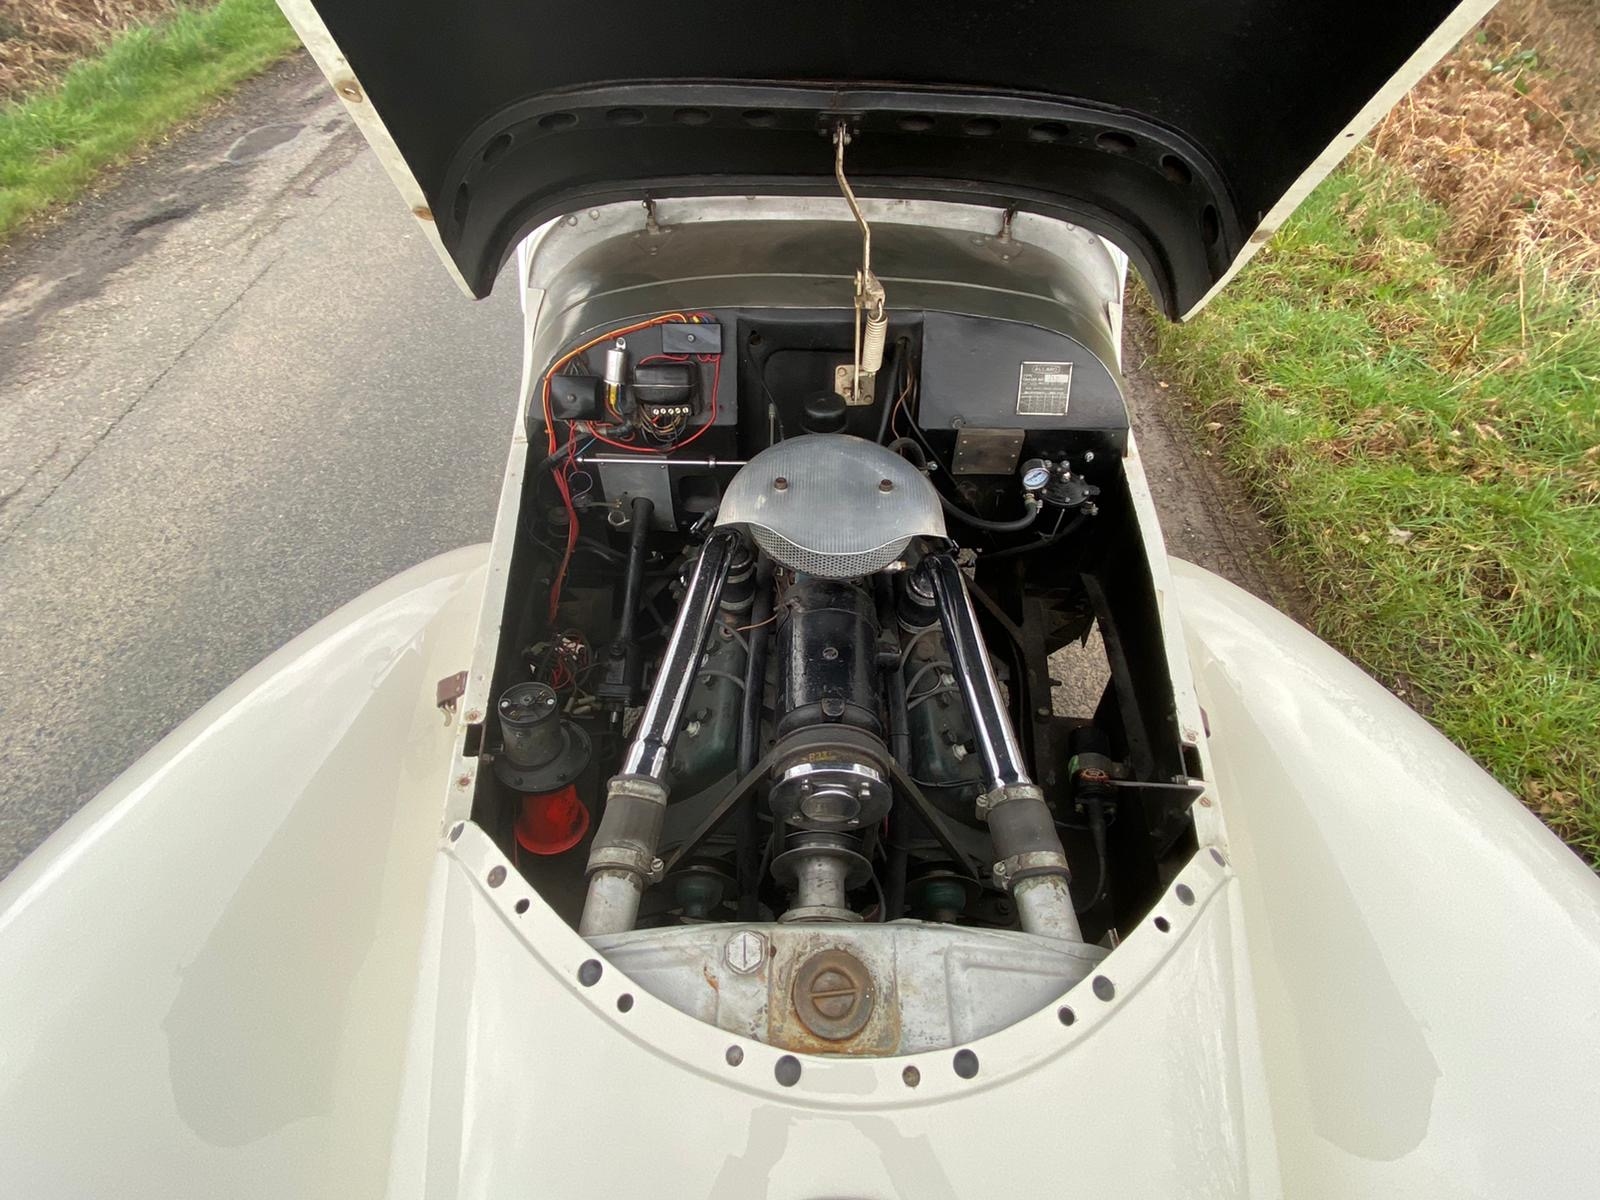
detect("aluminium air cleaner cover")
(717, 434), (946, 578)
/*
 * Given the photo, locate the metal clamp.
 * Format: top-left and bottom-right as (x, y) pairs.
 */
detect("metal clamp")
(587, 846), (667, 884)
(974, 781), (1046, 821)
(992, 850), (1071, 887)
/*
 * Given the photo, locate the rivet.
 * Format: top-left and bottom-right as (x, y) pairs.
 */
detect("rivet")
(336, 79), (364, 103)
(773, 476), (789, 491)
(879, 478), (893, 492)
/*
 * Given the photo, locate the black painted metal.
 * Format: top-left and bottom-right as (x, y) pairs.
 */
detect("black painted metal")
(597, 496), (654, 706)
(776, 577), (882, 738)
(302, 0), (1469, 315)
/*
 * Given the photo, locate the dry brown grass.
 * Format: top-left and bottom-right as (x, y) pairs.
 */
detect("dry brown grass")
(1374, 3), (1600, 282)
(0, 0), (177, 102)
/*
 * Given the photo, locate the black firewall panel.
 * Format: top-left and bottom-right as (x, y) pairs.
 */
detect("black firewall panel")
(917, 311), (1128, 443)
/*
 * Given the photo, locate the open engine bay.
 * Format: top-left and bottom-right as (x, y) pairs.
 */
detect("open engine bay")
(463, 147), (1207, 1057)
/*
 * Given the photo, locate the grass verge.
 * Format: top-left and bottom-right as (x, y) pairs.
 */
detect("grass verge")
(0, 0), (300, 243)
(1147, 150), (1600, 864)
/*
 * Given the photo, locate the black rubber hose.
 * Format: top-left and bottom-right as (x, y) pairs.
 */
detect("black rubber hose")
(875, 338), (911, 445)
(888, 436), (1041, 533)
(884, 659), (912, 921)
(938, 491), (1041, 532)
(981, 512), (1089, 562)
(885, 437), (926, 468)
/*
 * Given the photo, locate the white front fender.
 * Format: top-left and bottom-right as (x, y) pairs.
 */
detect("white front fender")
(1172, 558), (1600, 1199)
(0, 545), (489, 1200)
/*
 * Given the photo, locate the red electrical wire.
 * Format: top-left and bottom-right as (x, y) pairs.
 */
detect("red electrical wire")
(542, 312), (724, 618)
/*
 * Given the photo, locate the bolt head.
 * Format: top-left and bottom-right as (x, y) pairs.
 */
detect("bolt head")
(773, 476), (789, 492)
(879, 478), (894, 492)
(725, 930), (768, 974)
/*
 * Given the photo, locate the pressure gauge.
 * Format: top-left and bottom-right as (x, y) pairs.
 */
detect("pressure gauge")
(1020, 459), (1052, 492)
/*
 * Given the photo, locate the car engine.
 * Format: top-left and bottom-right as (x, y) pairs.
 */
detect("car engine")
(470, 164), (1204, 1056)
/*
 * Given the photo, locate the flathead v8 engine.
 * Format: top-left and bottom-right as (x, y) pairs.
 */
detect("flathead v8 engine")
(475, 158), (1204, 1056)
(582, 436), (1078, 945)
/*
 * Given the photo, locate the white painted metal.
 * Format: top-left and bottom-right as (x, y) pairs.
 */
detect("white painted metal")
(4, 186), (1596, 1197)
(4, 545), (1596, 1195)
(398, 822), (1259, 1199)
(0, 547), (488, 1197)
(1183, 0), (1499, 316)
(274, 0), (473, 296)
(1170, 559), (1600, 1197)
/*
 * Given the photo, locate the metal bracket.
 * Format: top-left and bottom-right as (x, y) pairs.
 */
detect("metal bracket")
(435, 670), (469, 724)
(951, 428), (1026, 475)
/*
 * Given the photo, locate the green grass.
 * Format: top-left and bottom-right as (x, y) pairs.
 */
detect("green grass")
(1147, 149), (1600, 865)
(0, 0), (301, 242)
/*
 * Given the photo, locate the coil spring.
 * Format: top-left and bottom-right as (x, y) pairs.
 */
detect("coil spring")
(860, 309), (888, 375)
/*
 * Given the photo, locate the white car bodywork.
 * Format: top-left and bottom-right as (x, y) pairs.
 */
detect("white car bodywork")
(3, 205), (1597, 1191)
(4, 533), (1597, 1197)
(6, 1), (1599, 1185)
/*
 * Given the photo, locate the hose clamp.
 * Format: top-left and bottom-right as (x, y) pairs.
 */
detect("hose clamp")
(992, 850), (1071, 887)
(974, 781), (1045, 821)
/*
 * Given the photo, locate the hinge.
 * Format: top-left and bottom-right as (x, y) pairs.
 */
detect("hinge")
(435, 670), (469, 724)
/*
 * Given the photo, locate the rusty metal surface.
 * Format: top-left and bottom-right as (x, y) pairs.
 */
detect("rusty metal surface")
(768, 933), (898, 1055)
(951, 427), (1026, 476)
(435, 670), (469, 721)
(592, 920), (1105, 1055)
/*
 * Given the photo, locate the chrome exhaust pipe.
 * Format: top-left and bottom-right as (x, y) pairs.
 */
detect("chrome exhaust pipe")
(922, 552), (1083, 942)
(580, 529), (742, 936)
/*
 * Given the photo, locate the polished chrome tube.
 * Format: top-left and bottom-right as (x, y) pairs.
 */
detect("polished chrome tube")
(922, 552), (1030, 790)
(621, 528), (741, 779)
(582, 528), (742, 936)
(922, 551), (1082, 941)
(577, 455), (748, 468)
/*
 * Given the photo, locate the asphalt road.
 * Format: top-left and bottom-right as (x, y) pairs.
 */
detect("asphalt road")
(0, 58), (522, 876)
(0, 54), (1288, 880)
